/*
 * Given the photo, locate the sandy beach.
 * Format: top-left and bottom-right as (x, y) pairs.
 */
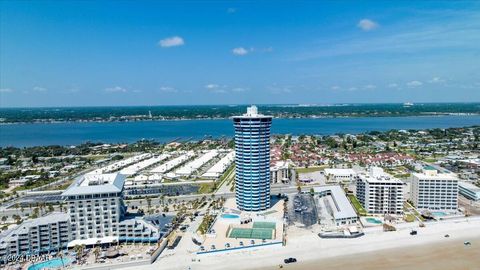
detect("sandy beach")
(128, 217), (480, 270)
(261, 236), (480, 270)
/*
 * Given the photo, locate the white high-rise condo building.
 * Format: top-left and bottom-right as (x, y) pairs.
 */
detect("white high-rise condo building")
(233, 105), (272, 211)
(356, 167), (404, 215)
(62, 173), (125, 240)
(411, 167), (458, 211)
(62, 173), (160, 246)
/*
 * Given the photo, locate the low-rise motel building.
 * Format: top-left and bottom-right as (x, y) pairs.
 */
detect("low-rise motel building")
(312, 185), (358, 226)
(324, 168), (357, 183)
(458, 181), (480, 201)
(411, 167), (459, 211)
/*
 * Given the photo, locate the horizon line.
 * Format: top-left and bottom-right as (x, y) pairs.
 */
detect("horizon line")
(2, 101), (480, 109)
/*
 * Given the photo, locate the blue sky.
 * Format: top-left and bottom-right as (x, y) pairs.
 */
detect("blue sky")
(1, 1), (479, 107)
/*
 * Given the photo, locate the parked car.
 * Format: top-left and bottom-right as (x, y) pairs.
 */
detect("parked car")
(284, 258), (297, 264)
(464, 241), (471, 246)
(444, 234), (450, 238)
(410, 230), (417, 235)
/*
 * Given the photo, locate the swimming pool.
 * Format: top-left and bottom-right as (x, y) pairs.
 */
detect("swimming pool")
(221, 214), (240, 219)
(431, 211), (447, 217)
(28, 257), (72, 270)
(366, 218), (382, 224)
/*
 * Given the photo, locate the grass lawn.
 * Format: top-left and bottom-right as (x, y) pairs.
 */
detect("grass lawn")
(296, 165), (328, 174)
(405, 201), (426, 222)
(198, 182), (215, 194)
(348, 194), (367, 216)
(214, 164), (235, 191)
(197, 214), (215, 235)
(44, 180), (73, 191)
(404, 214), (416, 222)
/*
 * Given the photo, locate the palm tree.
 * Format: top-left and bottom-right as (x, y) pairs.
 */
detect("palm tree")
(146, 197), (152, 213)
(73, 244), (84, 261)
(93, 246), (101, 263)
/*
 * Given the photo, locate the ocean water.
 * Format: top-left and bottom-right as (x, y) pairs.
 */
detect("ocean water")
(0, 115), (479, 147)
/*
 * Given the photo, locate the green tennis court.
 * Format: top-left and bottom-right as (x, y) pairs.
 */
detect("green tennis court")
(253, 222), (276, 229)
(229, 227), (274, 240)
(251, 228), (273, 239)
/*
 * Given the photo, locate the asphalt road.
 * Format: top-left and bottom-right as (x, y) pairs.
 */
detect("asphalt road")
(0, 185), (305, 218)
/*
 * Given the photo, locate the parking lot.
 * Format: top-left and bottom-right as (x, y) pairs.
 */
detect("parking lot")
(297, 171), (326, 185)
(459, 196), (480, 216)
(287, 194), (318, 227)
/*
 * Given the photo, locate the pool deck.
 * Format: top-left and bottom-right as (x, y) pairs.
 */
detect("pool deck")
(199, 198), (285, 254)
(360, 216), (385, 227)
(25, 257), (73, 270)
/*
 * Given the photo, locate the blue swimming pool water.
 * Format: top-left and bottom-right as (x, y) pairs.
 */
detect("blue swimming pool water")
(222, 214), (240, 219)
(366, 218), (382, 224)
(431, 211), (447, 217)
(28, 257), (72, 270)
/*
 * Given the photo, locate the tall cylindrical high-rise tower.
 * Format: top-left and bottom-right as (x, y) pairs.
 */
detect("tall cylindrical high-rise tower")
(233, 105), (272, 211)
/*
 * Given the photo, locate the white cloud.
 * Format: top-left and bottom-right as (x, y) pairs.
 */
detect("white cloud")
(33, 86), (47, 92)
(205, 84), (219, 89)
(406, 80), (423, 87)
(232, 47), (249, 56)
(428, 77), (445, 83)
(0, 88), (13, 93)
(330, 85), (341, 90)
(387, 83), (399, 88)
(357, 19), (379, 31)
(232, 87), (248, 92)
(293, 13), (480, 61)
(159, 86), (178, 93)
(364, 84), (376, 90)
(105, 86), (127, 93)
(205, 84), (227, 93)
(158, 36), (184, 48)
(348, 87), (357, 91)
(227, 8), (236, 13)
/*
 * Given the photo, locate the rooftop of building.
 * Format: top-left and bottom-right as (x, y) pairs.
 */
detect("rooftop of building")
(412, 167), (459, 181)
(313, 185), (357, 220)
(458, 181), (480, 192)
(324, 168), (356, 175)
(232, 105), (272, 119)
(357, 167), (403, 184)
(270, 160), (290, 170)
(62, 173), (126, 196)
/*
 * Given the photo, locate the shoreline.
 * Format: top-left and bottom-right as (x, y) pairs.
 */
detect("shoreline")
(1, 116), (480, 148)
(138, 217), (480, 270)
(1, 113), (479, 126)
(261, 235), (480, 270)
